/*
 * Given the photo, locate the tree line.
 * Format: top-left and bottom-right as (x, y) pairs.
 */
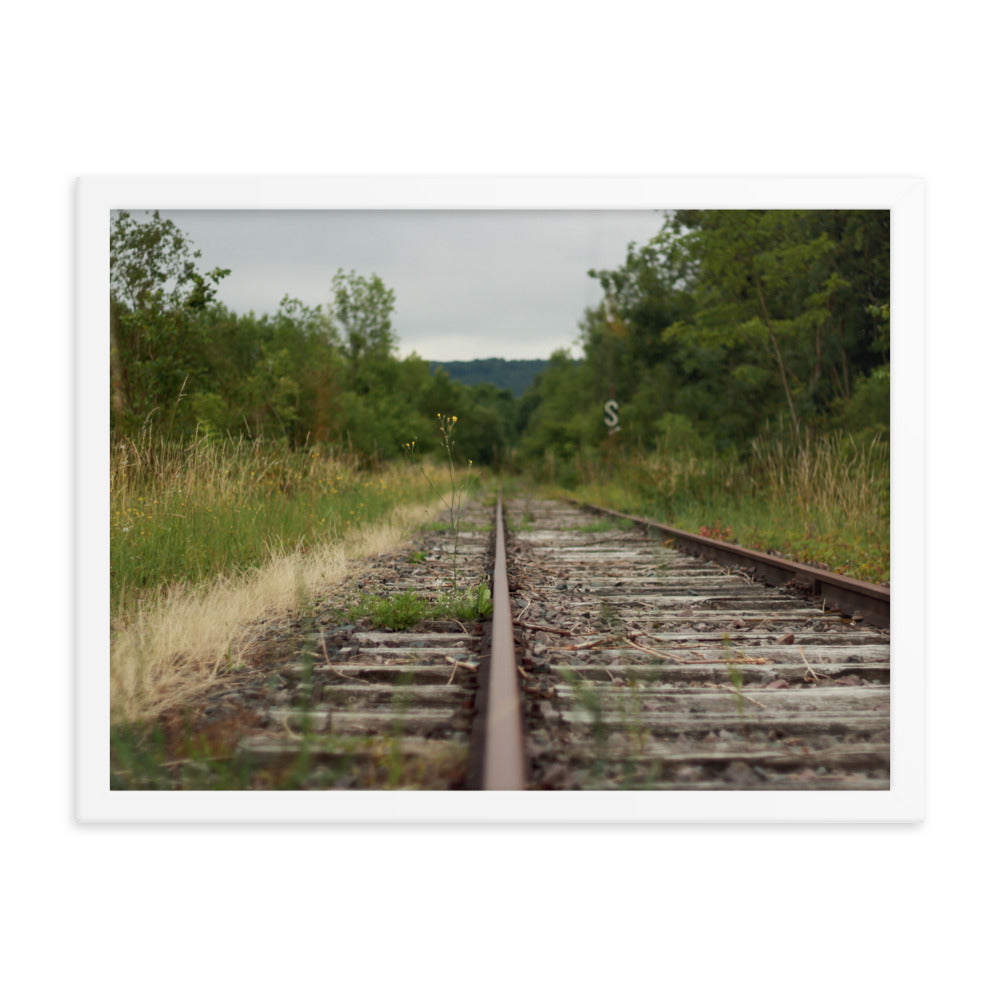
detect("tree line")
(430, 358), (550, 397)
(516, 209), (889, 472)
(110, 211), (520, 466)
(110, 209), (889, 472)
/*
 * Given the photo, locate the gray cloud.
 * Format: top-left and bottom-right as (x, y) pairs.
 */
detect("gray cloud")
(158, 209), (665, 360)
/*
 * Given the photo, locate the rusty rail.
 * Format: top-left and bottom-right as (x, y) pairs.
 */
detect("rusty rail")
(481, 497), (526, 790)
(564, 499), (890, 629)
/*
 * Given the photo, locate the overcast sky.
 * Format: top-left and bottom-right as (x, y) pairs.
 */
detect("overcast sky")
(154, 210), (665, 361)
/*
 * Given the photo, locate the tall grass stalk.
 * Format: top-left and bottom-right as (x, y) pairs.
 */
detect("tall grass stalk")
(748, 432), (889, 524)
(403, 413), (474, 588)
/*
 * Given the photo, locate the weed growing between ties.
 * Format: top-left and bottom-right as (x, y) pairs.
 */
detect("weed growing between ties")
(723, 634), (749, 729)
(356, 590), (432, 630)
(343, 581), (493, 631)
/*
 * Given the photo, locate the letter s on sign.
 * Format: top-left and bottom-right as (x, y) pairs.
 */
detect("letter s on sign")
(603, 399), (620, 432)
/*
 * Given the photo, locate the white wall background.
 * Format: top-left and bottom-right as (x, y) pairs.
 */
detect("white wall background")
(4, 2), (989, 996)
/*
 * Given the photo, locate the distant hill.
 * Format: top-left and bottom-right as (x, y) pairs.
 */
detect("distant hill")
(429, 357), (549, 397)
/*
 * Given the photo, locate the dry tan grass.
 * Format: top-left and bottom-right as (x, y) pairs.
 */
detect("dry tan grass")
(110, 499), (440, 724)
(749, 431), (889, 521)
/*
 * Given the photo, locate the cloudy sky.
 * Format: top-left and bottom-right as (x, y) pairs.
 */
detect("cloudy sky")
(156, 210), (665, 361)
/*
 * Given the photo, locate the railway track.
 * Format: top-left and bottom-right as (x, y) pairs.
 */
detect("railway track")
(234, 499), (496, 789)
(504, 497), (889, 791)
(233, 495), (890, 791)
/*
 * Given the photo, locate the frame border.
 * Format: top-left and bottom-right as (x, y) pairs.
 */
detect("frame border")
(78, 176), (924, 823)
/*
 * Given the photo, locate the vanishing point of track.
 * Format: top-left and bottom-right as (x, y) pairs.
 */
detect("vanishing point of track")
(236, 495), (890, 791)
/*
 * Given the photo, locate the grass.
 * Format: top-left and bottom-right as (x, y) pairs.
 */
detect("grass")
(112, 430), (443, 615)
(724, 635), (747, 724)
(436, 581), (494, 621)
(111, 711), (259, 790)
(356, 590), (432, 630)
(569, 431), (889, 585)
(110, 430), (456, 723)
(111, 717), (468, 790)
(346, 582), (493, 630)
(111, 503), (444, 723)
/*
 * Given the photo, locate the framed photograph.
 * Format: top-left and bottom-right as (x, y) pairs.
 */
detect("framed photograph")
(78, 176), (923, 823)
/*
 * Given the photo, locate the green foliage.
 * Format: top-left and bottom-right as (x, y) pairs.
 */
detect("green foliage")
(437, 580), (493, 621)
(111, 210), (231, 315)
(110, 211), (231, 435)
(110, 714), (283, 790)
(110, 209), (888, 470)
(513, 209), (889, 481)
(840, 364), (889, 434)
(516, 350), (602, 480)
(349, 580), (492, 630)
(354, 590), (432, 630)
(109, 214), (523, 466)
(653, 412), (710, 457)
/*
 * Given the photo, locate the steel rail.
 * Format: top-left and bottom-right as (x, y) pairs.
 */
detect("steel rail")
(564, 498), (890, 629)
(481, 496), (526, 790)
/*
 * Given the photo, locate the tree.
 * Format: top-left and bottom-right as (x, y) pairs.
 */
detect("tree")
(328, 269), (398, 380)
(666, 210), (844, 442)
(585, 222), (696, 402)
(562, 209), (891, 456)
(107, 216), (528, 464)
(111, 210), (229, 314)
(110, 211), (231, 434)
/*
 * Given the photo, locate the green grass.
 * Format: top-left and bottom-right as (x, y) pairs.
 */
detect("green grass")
(111, 431), (442, 617)
(111, 717), (258, 790)
(569, 432), (889, 585)
(438, 581), (493, 621)
(110, 715), (466, 790)
(346, 582), (493, 630)
(352, 590), (432, 630)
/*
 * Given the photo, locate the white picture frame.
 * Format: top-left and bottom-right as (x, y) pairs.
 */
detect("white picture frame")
(78, 176), (923, 823)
